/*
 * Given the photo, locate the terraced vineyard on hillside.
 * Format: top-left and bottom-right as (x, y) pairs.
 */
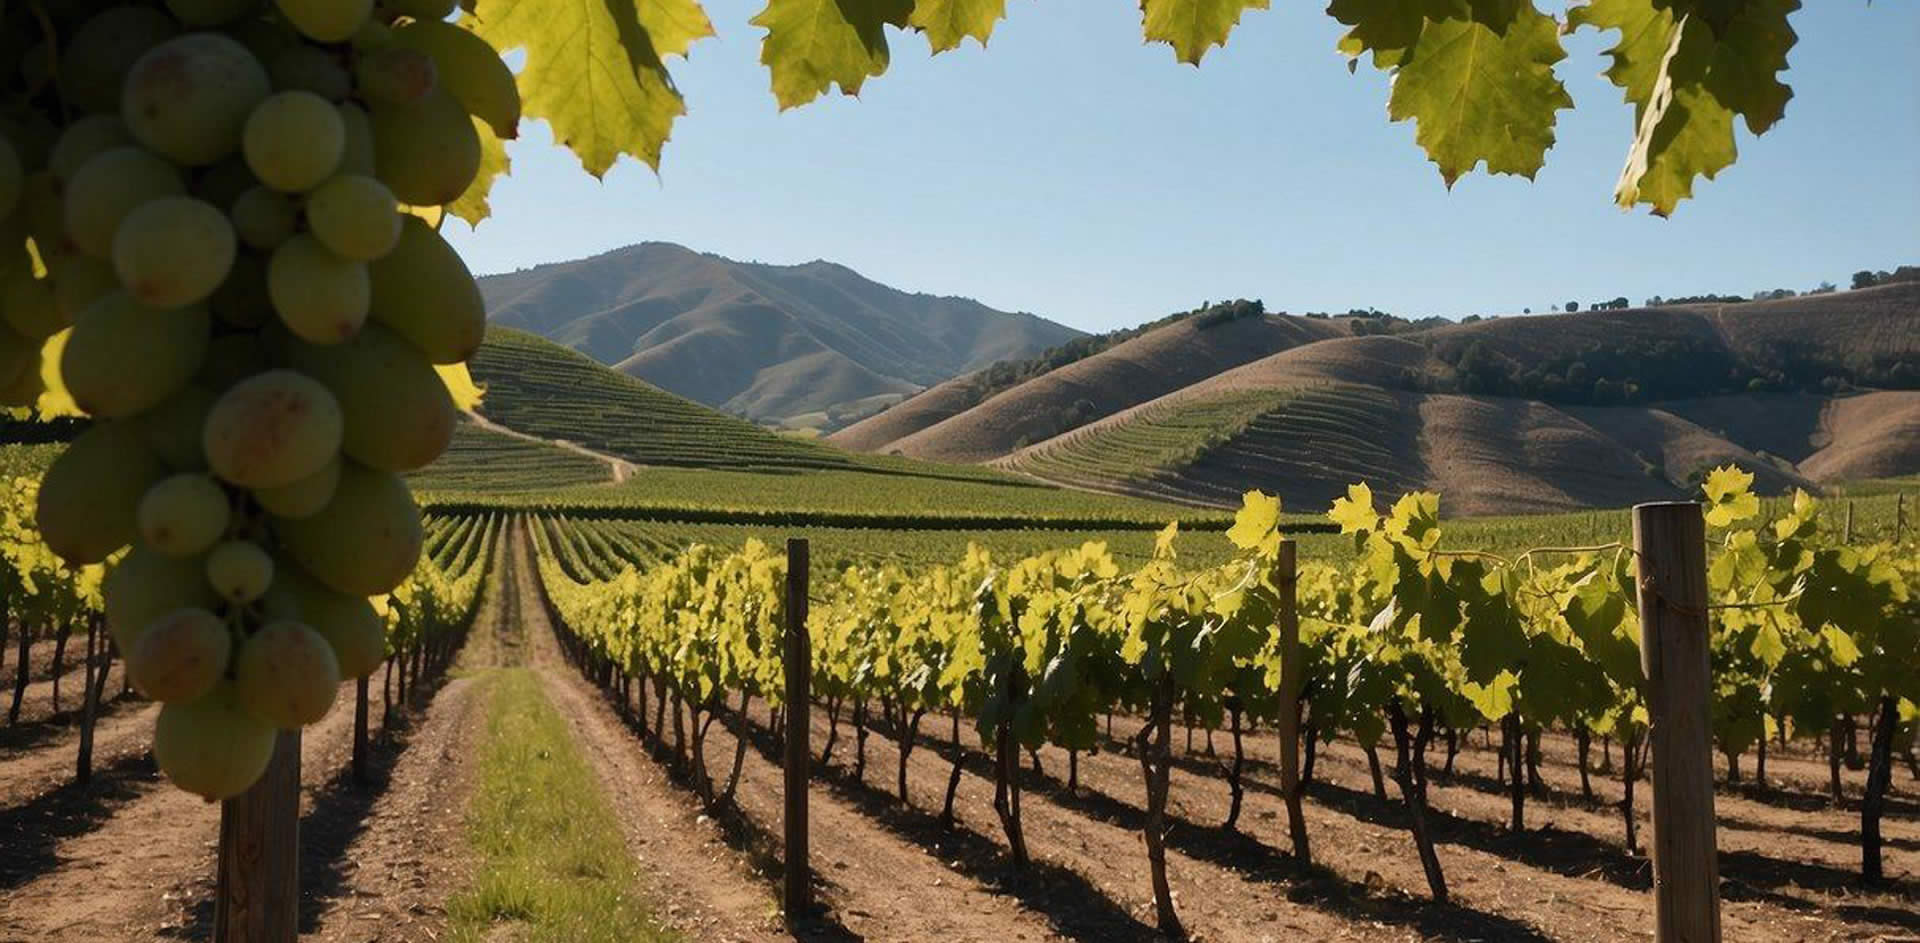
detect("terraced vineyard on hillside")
(1008, 386), (1422, 509)
(468, 328), (859, 471)
(407, 423), (615, 493)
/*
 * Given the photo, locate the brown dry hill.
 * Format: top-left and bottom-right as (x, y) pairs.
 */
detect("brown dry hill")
(996, 283), (1920, 515)
(479, 243), (1082, 425)
(832, 309), (1350, 462)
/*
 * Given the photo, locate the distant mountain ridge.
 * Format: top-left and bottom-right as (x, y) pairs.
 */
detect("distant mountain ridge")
(478, 242), (1083, 426)
(987, 283), (1920, 515)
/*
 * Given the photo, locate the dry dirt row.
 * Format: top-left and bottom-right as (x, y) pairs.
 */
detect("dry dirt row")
(0, 532), (517, 942)
(507, 521), (1076, 942)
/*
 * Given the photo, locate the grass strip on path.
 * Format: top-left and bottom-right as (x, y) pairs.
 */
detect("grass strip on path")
(447, 668), (677, 943)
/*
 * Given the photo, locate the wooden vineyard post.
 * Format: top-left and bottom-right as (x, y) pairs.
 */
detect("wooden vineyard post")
(215, 729), (301, 943)
(353, 676), (370, 786)
(1274, 539), (1311, 864)
(1895, 494), (1905, 542)
(782, 538), (812, 922)
(1632, 503), (1721, 943)
(1844, 500), (1854, 544)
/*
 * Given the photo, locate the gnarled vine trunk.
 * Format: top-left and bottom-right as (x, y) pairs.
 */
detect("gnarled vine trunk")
(991, 670), (1029, 870)
(1362, 742), (1388, 801)
(940, 709), (964, 827)
(1137, 672), (1181, 937)
(1222, 700), (1246, 831)
(1388, 699), (1447, 902)
(1862, 696), (1898, 883)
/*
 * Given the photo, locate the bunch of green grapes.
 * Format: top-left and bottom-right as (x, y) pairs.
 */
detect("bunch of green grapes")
(1, 0), (512, 801)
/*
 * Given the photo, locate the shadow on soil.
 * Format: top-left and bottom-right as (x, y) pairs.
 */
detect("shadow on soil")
(0, 750), (159, 892)
(594, 687), (863, 943)
(157, 665), (464, 940)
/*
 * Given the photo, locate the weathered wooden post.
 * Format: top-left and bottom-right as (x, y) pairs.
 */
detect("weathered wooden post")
(783, 537), (812, 921)
(1844, 500), (1854, 544)
(1632, 502), (1721, 943)
(215, 730), (301, 943)
(353, 676), (370, 786)
(1274, 539), (1311, 864)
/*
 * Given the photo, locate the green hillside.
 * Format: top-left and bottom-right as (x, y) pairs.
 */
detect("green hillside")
(407, 423), (613, 493)
(456, 327), (1230, 525)
(468, 327), (858, 471)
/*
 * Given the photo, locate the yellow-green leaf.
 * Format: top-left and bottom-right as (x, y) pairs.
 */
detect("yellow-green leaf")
(1701, 464), (1758, 527)
(910, 0), (1006, 53)
(639, 0), (717, 58)
(447, 117), (509, 226)
(1327, 482), (1376, 534)
(1370, 0), (1573, 184)
(1155, 520), (1180, 559)
(1326, 0), (1447, 70)
(1572, 0), (1798, 215)
(437, 362), (487, 411)
(1142, 0), (1269, 66)
(1227, 490), (1280, 551)
(752, 0), (913, 109)
(465, 0), (703, 177)
(34, 330), (81, 419)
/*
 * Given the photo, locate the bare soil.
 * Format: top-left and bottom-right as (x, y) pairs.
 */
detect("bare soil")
(0, 529), (500, 943)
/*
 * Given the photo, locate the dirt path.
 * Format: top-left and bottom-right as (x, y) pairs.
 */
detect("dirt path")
(465, 411), (638, 484)
(296, 531), (526, 943)
(514, 524), (1077, 943)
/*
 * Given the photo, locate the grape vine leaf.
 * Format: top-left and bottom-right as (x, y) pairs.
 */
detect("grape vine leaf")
(1820, 624), (1861, 667)
(1328, 482), (1378, 535)
(437, 363), (487, 410)
(1702, 464), (1758, 526)
(466, 0), (709, 177)
(1327, 0), (1443, 69)
(1142, 0), (1269, 65)
(1386, 491), (1441, 550)
(752, 0), (914, 109)
(910, 0), (1007, 53)
(1155, 520), (1181, 559)
(1570, 0), (1799, 215)
(33, 330), (80, 419)
(639, 0), (717, 58)
(1460, 671), (1516, 720)
(1331, 0), (1572, 185)
(448, 118), (510, 226)
(1227, 490), (1280, 554)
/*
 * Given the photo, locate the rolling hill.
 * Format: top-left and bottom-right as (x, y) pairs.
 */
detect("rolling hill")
(478, 243), (1082, 426)
(990, 283), (1920, 515)
(465, 327), (859, 471)
(446, 327), (1229, 525)
(830, 304), (1351, 461)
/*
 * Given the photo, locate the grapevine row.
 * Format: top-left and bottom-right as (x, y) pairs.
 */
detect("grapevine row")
(529, 468), (1919, 932)
(0, 470), (500, 789)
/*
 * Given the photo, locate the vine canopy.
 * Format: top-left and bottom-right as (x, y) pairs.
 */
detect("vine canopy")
(461, 0), (1805, 215)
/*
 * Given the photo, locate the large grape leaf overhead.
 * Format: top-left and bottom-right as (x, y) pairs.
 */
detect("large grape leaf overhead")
(1142, 0), (1271, 65)
(1570, 0), (1799, 215)
(466, 0), (712, 177)
(910, 0), (1009, 52)
(753, 0), (915, 109)
(1330, 0), (1572, 184)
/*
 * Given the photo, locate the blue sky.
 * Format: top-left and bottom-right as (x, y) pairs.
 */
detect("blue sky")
(444, 2), (1920, 334)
